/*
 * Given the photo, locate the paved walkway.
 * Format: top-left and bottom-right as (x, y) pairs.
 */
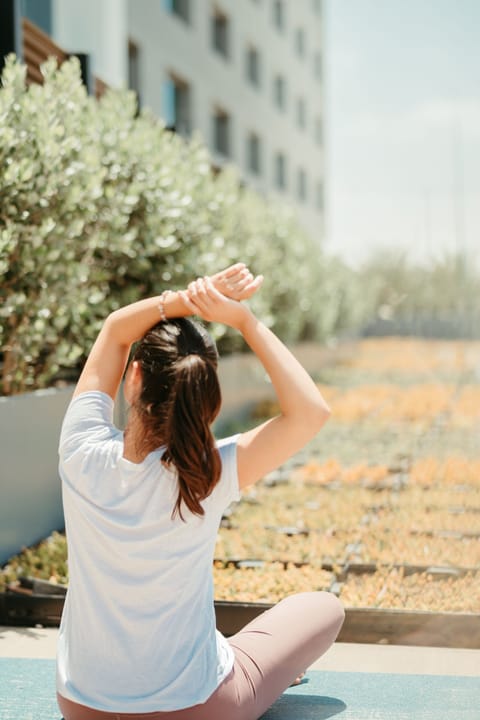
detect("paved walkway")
(1, 625), (479, 676)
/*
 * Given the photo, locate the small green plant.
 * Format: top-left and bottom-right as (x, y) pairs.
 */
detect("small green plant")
(0, 531), (68, 592)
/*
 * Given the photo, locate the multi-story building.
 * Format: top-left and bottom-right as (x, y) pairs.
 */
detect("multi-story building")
(9, 0), (325, 243)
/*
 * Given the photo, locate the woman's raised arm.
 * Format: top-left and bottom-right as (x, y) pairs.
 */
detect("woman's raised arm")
(72, 264), (263, 401)
(180, 278), (331, 489)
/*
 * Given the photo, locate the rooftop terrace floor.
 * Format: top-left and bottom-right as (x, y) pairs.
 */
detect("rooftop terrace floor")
(1, 627), (479, 720)
(1, 625), (479, 675)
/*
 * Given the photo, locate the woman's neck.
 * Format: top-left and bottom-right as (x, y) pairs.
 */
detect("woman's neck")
(123, 408), (163, 464)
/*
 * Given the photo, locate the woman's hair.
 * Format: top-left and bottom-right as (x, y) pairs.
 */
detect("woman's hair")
(132, 317), (222, 520)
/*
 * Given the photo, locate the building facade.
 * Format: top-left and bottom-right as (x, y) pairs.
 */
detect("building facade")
(17, 0), (325, 243)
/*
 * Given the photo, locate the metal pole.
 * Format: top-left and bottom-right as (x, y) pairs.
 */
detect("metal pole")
(451, 120), (467, 309)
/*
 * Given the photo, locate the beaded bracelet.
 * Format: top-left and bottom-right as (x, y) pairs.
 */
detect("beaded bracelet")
(158, 290), (171, 321)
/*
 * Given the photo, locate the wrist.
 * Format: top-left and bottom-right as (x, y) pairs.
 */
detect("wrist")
(160, 289), (194, 319)
(234, 305), (256, 334)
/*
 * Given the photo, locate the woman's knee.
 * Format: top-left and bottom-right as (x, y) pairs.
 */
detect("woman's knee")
(280, 591), (345, 630)
(318, 591), (345, 628)
(298, 591), (345, 638)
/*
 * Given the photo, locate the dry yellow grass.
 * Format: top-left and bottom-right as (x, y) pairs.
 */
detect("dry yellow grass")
(214, 338), (480, 610)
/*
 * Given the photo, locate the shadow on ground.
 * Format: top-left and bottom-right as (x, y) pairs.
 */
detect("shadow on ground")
(261, 694), (346, 719)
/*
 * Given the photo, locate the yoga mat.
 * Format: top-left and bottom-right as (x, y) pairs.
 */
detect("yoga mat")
(1, 658), (478, 719)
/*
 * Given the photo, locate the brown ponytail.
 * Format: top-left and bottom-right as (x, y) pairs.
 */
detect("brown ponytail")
(163, 354), (222, 519)
(132, 318), (222, 520)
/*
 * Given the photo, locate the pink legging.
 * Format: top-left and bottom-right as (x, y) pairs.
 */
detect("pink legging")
(58, 592), (345, 720)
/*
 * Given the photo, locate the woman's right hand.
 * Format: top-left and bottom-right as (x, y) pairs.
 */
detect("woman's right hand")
(179, 277), (254, 330)
(210, 263), (264, 301)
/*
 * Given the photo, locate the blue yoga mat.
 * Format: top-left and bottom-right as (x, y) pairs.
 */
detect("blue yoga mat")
(0, 658), (478, 720)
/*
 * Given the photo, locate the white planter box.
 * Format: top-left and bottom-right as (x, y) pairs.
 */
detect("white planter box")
(0, 343), (337, 565)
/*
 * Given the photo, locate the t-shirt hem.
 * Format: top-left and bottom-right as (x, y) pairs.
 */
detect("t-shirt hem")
(56, 676), (225, 714)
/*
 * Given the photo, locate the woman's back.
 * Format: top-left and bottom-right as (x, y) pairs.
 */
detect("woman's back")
(56, 266), (340, 720)
(58, 390), (240, 712)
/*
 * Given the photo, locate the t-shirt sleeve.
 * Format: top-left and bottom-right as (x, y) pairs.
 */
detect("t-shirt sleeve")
(214, 434), (241, 508)
(59, 390), (116, 463)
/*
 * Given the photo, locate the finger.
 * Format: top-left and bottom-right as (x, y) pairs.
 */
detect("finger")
(230, 271), (253, 287)
(242, 275), (264, 297)
(204, 276), (225, 300)
(179, 290), (198, 312)
(223, 263), (247, 278)
(183, 285), (212, 315)
(197, 277), (209, 297)
(214, 264), (246, 283)
(187, 280), (207, 308)
(188, 279), (211, 310)
(236, 273), (254, 288)
(188, 279), (204, 297)
(192, 278), (207, 296)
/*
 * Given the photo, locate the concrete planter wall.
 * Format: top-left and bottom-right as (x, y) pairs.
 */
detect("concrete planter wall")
(1, 387), (73, 566)
(1, 343), (339, 565)
(3, 586), (480, 649)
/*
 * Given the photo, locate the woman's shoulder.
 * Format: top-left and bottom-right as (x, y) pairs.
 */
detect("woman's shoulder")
(215, 433), (241, 451)
(59, 390), (118, 460)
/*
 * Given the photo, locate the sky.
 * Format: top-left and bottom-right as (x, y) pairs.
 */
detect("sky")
(323, 0), (480, 268)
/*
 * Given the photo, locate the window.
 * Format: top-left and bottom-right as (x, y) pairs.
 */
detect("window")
(297, 168), (308, 203)
(212, 8), (230, 59)
(295, 27), (306, 58)
(162, 73), (192, 136)
(21, 0), (52, 34)
(274, 152), (287, 191)
(273, 73), (287, 111)
(272, 0), (285, 32)
(314, 51), (322, 81)
(164, 0), (190, 23)
(246, 45), (261, 87)
(315, 180), (324, 212)
(296, 97), (307, 130)
(128, 40), (141, 104)
(246, 132), (261, 175)
(213, 107), (231, 157)
(314, 116), (323, 146)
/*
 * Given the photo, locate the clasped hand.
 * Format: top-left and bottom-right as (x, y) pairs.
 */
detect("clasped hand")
(180, 263), (263, 328)
(210, 263), (263, 301)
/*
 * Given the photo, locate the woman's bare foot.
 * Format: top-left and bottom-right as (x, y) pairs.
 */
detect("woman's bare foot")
(290, 672), (306, 686)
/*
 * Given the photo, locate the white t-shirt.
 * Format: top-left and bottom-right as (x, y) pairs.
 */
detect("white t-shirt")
(56, 391), (240, 713)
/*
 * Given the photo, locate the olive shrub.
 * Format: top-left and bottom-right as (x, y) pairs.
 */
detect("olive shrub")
(0, 56), (364, 394)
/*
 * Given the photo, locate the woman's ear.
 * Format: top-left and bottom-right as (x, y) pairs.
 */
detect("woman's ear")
(124, 360), (142, 405)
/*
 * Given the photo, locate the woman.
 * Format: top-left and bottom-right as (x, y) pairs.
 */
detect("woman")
(57, 263), (344, 720)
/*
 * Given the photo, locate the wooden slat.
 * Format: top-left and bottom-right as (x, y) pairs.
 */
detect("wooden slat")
(20, 18), (111, 101)
(22, 17), (69, 87)
(339, 607), (480, 649)
(24, 45), (52, 69)
(94, 75), (109, 99)
(22, 18), (68, 62)
(23, 32), (67, 62)
(26, 65), (43, 85)
(214, 602), (480, 649)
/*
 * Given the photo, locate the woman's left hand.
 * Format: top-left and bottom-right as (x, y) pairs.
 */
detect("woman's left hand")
(180, 277), (253, 329)
(210, 263), (263, 301)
